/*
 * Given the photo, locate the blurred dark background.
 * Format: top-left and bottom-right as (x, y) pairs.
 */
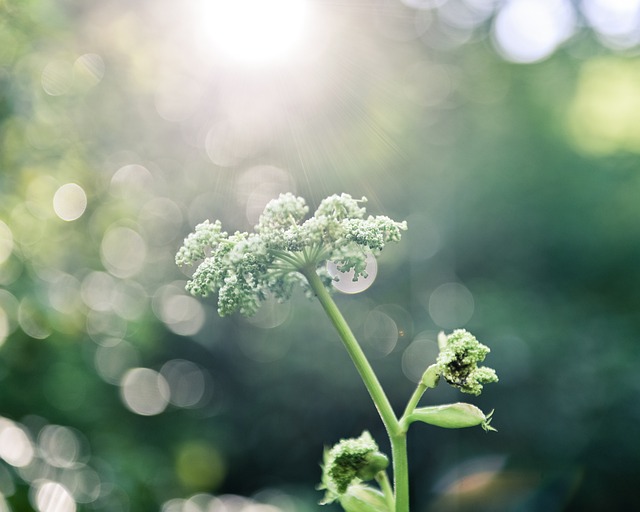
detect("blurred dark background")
(1, 0), (639, 511)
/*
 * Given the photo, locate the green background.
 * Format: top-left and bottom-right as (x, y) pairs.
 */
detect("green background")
(1, 1), (639, 510)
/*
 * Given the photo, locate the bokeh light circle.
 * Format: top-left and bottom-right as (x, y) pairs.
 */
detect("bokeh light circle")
(0, 418), (34, 468)
(327, 254), (378, 294)
(53, 183), (87, 221)
(110, 164), (154, 197)
(41, 60), (73, 96)
(38, 425), (81, 469)
(363, 309), (398, 357)
(402, 331), (439, 383)
(583, 0), (640, 49)
(119, 368), (170, 416)
(100, 227), (147, 278)
(153, 286), (206, 337)
(493, 0), (575, 63)
(244, 295), (291, 329)
(73, 53), (104, 88)
(237, 165), (296, 224)
(0, 308), (9, 348)
(18, 299), (51, 340)
(428, 282), (475, 328)
(160, 360), (207, 408)
(34, 481), (76, 512)
(0, 221), (14, 264)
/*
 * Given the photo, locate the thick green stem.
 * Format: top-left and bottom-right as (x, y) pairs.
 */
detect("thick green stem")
(391, 434), (409, 512)
(302, 267), (410, 512)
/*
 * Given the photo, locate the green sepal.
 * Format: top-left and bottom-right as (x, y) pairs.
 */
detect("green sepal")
(338, 484), (391, 512)
(408, 402), (496, 431)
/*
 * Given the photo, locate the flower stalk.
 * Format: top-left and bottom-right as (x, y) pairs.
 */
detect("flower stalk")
(303, 267), (410, 512)
(302, 268), (399, 436)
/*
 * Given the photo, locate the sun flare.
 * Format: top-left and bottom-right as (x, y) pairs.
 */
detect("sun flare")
(200, 0), (310, 66)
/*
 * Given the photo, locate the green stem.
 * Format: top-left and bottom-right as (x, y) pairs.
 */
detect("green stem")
(400, 382), (427, 431)
(302, 267), (410, 512)
(376, 471), (395, 512)
(302, 267), (400, 436)
(391, 434), (409, 512)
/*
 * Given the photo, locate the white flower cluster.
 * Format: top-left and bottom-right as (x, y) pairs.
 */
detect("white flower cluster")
(176, 193), (407, 317)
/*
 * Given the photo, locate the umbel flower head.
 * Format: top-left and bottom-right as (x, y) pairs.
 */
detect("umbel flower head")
(436, 329), (498, 395)
(176, 193), (407, 317)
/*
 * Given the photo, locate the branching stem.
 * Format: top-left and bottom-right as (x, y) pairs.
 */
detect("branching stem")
(302, 266), (410, 512)
(400, 382), (428, 432)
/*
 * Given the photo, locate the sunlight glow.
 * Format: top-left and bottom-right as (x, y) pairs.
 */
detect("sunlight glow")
(493, 0), (575, 63)
(568, 58), (640, 155)
(200, 0), (310, 66)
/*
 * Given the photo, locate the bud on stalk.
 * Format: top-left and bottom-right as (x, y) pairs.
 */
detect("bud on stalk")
(339, 484), (391, 512)
(409, 402), (496, 431)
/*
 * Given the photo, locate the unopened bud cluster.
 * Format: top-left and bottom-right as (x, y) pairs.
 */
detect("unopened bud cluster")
(320, 431), (389, 503)
(435, 329), (498, 395)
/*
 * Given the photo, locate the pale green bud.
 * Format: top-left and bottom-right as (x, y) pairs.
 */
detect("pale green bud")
(355, 452), (389, 481)
(420, 363), (440, 389)
(409, 402), (496, 431)
(338, 484), (391, 512)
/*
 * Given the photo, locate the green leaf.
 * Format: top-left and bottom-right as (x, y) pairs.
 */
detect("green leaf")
(409, 402), (496, 431)
(338, 484), (391, 512)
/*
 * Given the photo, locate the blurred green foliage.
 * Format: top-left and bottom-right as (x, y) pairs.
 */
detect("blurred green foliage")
(1, 1), (640, 511)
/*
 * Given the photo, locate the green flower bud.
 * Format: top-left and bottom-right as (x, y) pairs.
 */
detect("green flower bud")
(420, 363), (440, 389)
(436, 329), (498, 395)
(356, 452), (389, 481)
(409, 402), (496, 431)
(339, 484), (391, 512)
(320, 431), (389, 501)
